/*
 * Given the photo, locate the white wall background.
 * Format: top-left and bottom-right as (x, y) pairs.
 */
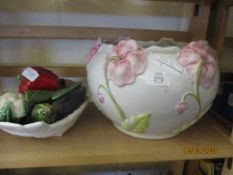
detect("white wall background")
(0, 0), (193, 90)
(1, 1), (232, 89)
(0, 0), (192, 66)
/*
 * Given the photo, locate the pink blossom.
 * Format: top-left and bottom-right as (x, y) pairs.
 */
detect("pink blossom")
(116, 39), (138, 57)
(86, 38), (102, 63)
(97, 92), (104, 103)
(107, 39), (147, 87)
(177, 40), (218, 88)
(176, 102), (188, 114)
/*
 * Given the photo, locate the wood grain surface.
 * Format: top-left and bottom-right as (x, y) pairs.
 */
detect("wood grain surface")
(0, 103), (232, 169)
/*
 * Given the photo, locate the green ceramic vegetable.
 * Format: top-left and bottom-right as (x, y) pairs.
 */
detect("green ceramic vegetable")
(24, 90), (54, 104)
(0, 102), (12, 122)
(24, 82), (81, 104)
(31, 103), (56, 123)
(0, 93), (26, 122)
(25, 81), (85, 123)
(52, 82), (81, 101)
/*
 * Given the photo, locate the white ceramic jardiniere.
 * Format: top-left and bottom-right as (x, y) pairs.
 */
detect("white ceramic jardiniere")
(86, 38), (219, 139)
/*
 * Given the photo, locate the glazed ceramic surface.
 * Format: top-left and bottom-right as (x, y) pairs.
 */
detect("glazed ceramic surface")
(87, 38), (219, 139)
(0, 101), (87, 138)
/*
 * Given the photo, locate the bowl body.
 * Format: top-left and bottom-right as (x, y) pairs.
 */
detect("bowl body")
(87, 39), (219, 139)
(0, 101), (87, 138)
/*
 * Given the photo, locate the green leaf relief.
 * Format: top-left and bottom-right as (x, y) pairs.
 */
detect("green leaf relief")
(121, 113), (151, 133)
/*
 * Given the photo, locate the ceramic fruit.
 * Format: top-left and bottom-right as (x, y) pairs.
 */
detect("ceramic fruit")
(86, 38), (219, 139)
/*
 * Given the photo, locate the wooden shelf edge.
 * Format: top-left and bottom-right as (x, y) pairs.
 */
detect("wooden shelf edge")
(0, 0), (203, 14)
(208, 109), (233, 143)
(0, 64), (87, 77)
(0, 26), (189, 42)
(0, 103), (233, 169)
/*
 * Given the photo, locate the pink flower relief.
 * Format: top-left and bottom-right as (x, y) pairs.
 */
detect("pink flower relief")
(97, 92), (104, 103)
(107, 39), (147, 87)
(116, 39), (138, 57)
(176, 102), (188, 114)
(177, 40), (218, 88)
(86, 38), (102, 63)
(189, 40), (217, 59)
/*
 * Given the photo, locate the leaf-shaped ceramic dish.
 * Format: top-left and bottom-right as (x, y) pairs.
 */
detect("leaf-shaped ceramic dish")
(0, 101), (87, 138)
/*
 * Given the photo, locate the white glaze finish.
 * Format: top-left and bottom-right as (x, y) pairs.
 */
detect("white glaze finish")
(87, 40), (219, 139)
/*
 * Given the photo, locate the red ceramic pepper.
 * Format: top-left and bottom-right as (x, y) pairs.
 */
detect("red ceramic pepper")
(18, 66), (60, 93)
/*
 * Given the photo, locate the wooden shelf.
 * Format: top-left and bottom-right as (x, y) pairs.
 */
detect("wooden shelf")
(0, 103), (232, 169)
(0, 64), (86, 77)
(0, 0), (232, 173)
(0, 26), (189, 41)
(0, 0), (205, 13)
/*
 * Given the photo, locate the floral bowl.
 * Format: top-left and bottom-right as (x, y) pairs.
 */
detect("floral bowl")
(0, 101), (87, 138)
(86, 38), (219, 139)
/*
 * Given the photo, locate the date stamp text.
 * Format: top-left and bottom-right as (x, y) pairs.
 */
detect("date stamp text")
(183, 146), (219, 154)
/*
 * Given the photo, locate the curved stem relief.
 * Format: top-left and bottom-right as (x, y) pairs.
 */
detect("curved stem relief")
(98, 58), (127, 121)
(195, 59), (204, 108)
(96, 41), (152, 134)
(181, 59), (203, 115)
(181, 92), (201, 116)
(173, 59), (204, 134)
(98, 57), (151, 133)
(98, 84), (126, 120)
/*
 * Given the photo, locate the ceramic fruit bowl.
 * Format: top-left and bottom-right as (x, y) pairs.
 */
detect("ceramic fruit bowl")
(0, 101), (87, 138)
(86, 38), (219, 139)
(0, 71), (87, 138)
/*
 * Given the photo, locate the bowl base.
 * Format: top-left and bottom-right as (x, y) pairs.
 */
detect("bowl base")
(113, 124), (179, 140)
